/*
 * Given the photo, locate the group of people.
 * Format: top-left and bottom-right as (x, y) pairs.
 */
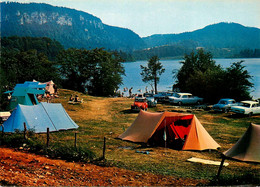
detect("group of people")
(116, 86), (155, 98)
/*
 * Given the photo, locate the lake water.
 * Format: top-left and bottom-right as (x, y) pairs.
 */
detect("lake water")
(119, 58), (260, 99)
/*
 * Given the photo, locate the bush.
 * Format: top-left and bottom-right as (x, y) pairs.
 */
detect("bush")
(0, 132), (95, 162)
(209, 173), (260, 185)
(46, 143), (95, 162)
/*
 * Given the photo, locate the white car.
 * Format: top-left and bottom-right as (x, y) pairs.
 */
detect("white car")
(231, 100), (260, 116)
(169, 93), (203, 105)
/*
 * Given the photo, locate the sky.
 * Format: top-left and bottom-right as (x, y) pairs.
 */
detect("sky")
(4, 0), (260, 37)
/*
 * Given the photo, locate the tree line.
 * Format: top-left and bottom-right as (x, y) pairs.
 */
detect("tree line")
(1, 36), (254, 108)
(141, 49), (254, 103)
(0, 37), (125, 106)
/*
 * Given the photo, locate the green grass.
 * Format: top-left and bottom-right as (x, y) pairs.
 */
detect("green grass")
(1, 89), (260, 185)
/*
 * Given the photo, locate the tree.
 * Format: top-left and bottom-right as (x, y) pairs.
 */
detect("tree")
(88, 48), (125, 96)
(57, 48), (125, 96)
(2, 36), (64, 60)
(0, 48), (59, 87)
(174, 49), (253, 103)
(140, 56), (165, 94)
(223, 61), (253, 101)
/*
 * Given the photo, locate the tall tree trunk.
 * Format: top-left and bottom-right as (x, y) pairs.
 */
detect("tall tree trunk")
(154, 75), (158, 94)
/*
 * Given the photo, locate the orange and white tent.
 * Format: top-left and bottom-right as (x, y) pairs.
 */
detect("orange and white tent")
(33, 80), (55, 94)
(223, 123), (260, 163)
(118, 110), (220, 151)
(44, 80), (55, 94)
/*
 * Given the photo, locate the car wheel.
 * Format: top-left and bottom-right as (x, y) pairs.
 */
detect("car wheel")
(248, 112), (253, 117)
(197, 101), (201, 105)
(178, 101), (182, 106)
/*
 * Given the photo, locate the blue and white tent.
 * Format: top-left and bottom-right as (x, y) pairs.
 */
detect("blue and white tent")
(1, 102), (78, 133)
(9, 81), (46, 110)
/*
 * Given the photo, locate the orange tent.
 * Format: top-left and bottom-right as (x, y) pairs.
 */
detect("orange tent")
(118, 110), (220, 151)
(223, 123), (260, 163)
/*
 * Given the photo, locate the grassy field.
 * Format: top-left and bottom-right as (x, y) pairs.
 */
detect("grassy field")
(40, 89), (259, 184)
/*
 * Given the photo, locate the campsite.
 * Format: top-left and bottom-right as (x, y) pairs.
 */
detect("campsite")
(0, 88), (259, 186)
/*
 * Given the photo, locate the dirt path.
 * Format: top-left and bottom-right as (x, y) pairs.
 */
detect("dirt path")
(0, 147), (205, 186)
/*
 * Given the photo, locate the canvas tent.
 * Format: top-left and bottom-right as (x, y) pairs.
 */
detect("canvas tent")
(118, 110), (220, 151)
(33, 80), (55, 94)
(217, 123), (260, 178)
(9, 81), (46, 110)
(44, 80), (55, 94)
(223, 123), (260, 163)
(1, 102), (78, 133)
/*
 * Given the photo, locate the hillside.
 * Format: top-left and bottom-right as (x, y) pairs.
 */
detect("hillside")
(1, 2), (145, 51)
(1, 2), (260, 58)
(143, 22), (260, 49)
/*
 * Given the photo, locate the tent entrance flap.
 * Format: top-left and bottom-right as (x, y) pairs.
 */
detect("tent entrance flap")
(148, 116), (192, 150)
(28, 93), (37, 105)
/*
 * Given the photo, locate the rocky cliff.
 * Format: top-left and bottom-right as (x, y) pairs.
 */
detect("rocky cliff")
(1, 2), (145, 51)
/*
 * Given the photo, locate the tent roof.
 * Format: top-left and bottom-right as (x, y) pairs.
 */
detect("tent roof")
(16, 81), (46, 89)
(12, 81), (46, 96)
(12, 87), (45, 96)
(118, 110), (164, 143)
(2, 102), (78, 133)
(223, 123), (260, 163)
(118, 110), (220, 151)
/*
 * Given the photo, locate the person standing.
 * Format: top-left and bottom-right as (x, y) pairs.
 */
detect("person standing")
(129, 87), (133, 98)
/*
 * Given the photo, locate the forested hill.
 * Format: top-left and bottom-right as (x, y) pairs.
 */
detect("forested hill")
(1, 2), (145, 51)
(143, 22), (260, 49)
(2, 2), (260, 58)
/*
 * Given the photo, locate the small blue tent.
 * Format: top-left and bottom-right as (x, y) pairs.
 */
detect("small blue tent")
(9, 81), (46, 110)
(1, 102), (79, 133)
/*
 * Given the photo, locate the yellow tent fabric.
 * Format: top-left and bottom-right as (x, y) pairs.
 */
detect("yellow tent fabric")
(223, 123), (260, 163)
(118, 110), (220, 151)
(118, 110), (164, 143)
(183, 116), (221, 150)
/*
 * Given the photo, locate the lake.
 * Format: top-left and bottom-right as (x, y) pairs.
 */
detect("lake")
(119, 58), (260, 99)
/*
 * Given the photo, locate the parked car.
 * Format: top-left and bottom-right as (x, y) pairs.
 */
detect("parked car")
(213, 98), (239, 113)
(153, 92), (167, 102)
(131, 97), (148, 111)
(143, 93), (157, 107)
(154, 91), (177, 103)
(164, 92), (178, 103)
(231, 100), (260, 116)
(169, 93), (203, 105)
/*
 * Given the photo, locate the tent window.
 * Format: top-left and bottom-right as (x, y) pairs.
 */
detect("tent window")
(28, 94), (37, 105)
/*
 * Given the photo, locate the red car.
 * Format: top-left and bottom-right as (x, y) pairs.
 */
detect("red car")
(131, 97), (148, 111)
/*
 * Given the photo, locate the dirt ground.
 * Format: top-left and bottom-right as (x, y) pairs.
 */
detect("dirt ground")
(0, 147), (206, 186)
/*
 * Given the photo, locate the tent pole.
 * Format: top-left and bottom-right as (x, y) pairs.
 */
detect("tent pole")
(217, 156), (225, 179)
(102, 137), (106, 160)
(1, 124), (4, 137)
(164, 119), (167, 155)
(23, 122), (27, 140)
(46, 127), (50, 147)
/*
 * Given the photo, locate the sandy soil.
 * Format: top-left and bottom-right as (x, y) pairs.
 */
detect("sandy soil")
(0, 147), (205, 186)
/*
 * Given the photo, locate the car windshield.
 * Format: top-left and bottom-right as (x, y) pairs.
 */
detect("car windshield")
(241, 103), (250, 107)
(175, 94), (181, 98)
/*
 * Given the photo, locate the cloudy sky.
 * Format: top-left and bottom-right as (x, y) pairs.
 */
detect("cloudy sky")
(4, 0), (260, 37)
